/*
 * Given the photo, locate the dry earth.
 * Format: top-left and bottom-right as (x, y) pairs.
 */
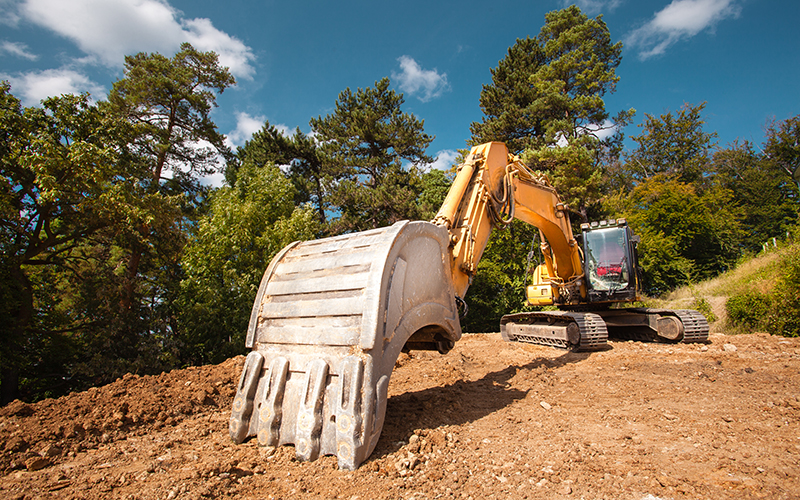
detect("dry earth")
(1, 331), (799, 500)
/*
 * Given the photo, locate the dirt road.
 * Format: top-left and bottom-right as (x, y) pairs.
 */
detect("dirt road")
(1, 331), (798, 499)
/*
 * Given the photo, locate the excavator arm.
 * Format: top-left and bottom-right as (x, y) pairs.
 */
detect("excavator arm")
(432, 142), (584, 304)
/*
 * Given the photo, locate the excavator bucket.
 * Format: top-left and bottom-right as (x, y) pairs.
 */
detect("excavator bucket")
(229, 221), (461, 470)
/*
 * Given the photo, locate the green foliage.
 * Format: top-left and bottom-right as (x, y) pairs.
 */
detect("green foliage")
(766, 244), (800, 337)
(472, 5), (633, 226)
(232, 122), (329, 228)
(531, 5), (624, 146)
(0, 82), (181, 402)
(416, 168), (453, 221)
(726, 290), (771, 330)
(461, 221), (538, 332)
(690, 296), (717, 324)
(310, 77), (433, 233)
(763, 114), (800, 195)
(178, 161), (317, 364)
(724, 243), (800, 337)
(624, 102), (717, 185)
(522, 141), (604, 223)
(712, 140), (799, 251)
(0, 44), (236, 403)
(470, 36), (546, 154)
(471, 6), (632, 155)
(612, 175), (743, 294)
(107, 42), (235, 191)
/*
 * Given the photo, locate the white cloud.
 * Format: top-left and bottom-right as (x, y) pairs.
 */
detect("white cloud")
(626, 0), (741, 60)
(392, 56), (450, 102)
(427, 149), (459, 171)
(0, 0), (21, 26)
(561, 0), (622, 16)
(226, 112), (266, 148)
(581, 119), (618, 141)
(225, 112), (293, 149)
(1, 40), (38, 60)
(1, 68), (105, 105)
(18, 0), (255, 79)
(182, 18), (256, 81)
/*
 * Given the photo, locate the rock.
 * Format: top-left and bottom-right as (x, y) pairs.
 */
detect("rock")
(723, 343), (738, 352)
(557, 483), (573, 495)
(5, 436), (29, 453)
(25, 456), (51, 471)
(40, 444), (62, 457)
(194, 389), (215, 406)
(540, 401), (552, 410)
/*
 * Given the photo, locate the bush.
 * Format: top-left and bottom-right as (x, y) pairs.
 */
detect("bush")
(725, 244), (800, 337)
(691, 296), (717, 323)
(766, 245), (800, 337)
(725, 290), (771, 330)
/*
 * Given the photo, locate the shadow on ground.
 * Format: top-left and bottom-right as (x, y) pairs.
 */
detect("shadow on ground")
(372, 349), (593, 461)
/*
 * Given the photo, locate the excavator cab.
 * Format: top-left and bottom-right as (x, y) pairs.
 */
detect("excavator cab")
(581, 219), (641, 306)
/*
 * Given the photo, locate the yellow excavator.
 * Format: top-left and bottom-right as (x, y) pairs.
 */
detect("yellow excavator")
(228, 142), (709, 470)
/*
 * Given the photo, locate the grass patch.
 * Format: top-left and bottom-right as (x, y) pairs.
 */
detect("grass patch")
(652, 241), (800, 336)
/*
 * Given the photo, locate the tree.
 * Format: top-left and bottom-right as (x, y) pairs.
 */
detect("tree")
(763, 114), (800, 196)
(713, 140), (799, 251)
(232, 122), (329, 228)
(608, 175), (743, 293)
(472, 5), (633, 225)
(178, 161), (317, 365)
(416, 168), (453, 221)
(0, 84), (161, 402)
(530, 5), (627, 146)
(310, 77), (434, 232)
(469, 37), (547, 154)
(624, 102), (717, 185)
(471, 5), (632, 154)
(105, 42), (235, 313)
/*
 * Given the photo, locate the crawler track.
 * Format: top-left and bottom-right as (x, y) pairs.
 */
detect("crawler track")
(603, 308), (710, 343)
(500, 311), (608, 351)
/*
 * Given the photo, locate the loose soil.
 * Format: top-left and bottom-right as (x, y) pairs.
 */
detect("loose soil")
(1, 332), (799, 499)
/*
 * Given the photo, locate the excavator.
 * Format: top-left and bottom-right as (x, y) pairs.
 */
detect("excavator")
(228, 141), (709, 470)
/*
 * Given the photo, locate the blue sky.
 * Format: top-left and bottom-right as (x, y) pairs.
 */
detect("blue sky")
(1, 0), (799, 184)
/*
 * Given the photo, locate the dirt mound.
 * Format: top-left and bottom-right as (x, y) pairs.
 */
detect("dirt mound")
(1, 333), (798, 499)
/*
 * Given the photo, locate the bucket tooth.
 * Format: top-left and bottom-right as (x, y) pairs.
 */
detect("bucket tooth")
(230, 351), (264, 443)
(335, 356), (364, 470)
(295, 358), (329, 462)
(256, 356), (288, 447)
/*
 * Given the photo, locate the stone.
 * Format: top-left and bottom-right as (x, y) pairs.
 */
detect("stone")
(5, 436), (28, 453)
(25, 456), (51, 471)
(723, 343), (738, 352)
